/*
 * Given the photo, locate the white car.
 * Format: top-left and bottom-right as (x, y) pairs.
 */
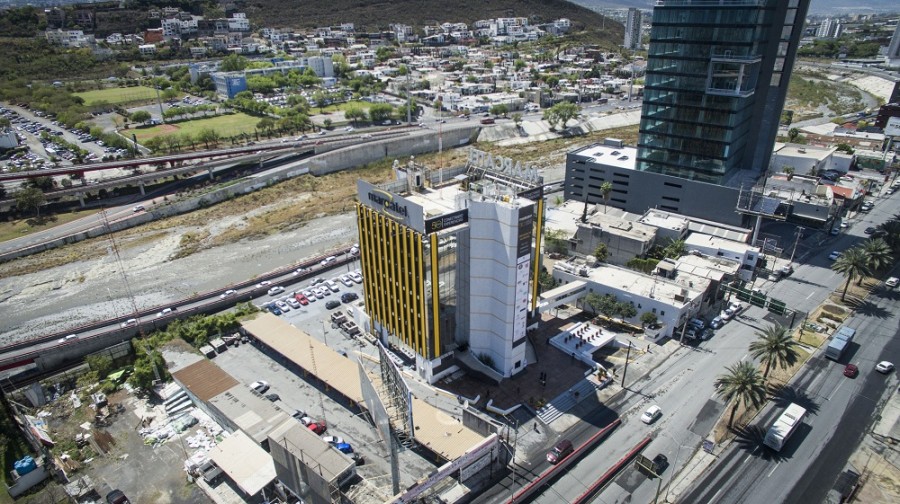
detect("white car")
(875, 361), (894, 374)
(641, 405), (662, 424)
(249, 380), (270, 393)
(326, 280), (340, 293)
(256, 280), (272, 289)
(58, 334), (78, 344)
(267, 286), (285, 296)
(275, 300), (290, 312)
(349, 272), (363, 284)
(220, 289), (237, 299)
(720, 308), (735, 321)
(322, 435), (344, 445)
(120, 318), (138, 328)
(156, 307), (174, 318)
(301, 290), (316, 302)
(886, 277), (899, 288)
(828, 251), (842, 261)
(340, 275), (354, 287)
(287, 298), (301, 309)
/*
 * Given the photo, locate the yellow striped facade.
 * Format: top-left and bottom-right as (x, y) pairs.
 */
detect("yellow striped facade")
(530, 197), (544, 312)
(356, 203), (438, 359)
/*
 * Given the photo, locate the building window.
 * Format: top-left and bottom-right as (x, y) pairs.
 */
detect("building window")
(663, 182), (682, 188)
(652, 308), (657, 314)
(660, 311), (665, 316)
(661, 196), (680, 202)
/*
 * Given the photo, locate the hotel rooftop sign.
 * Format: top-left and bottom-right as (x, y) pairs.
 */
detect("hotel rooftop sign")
(467, 147), (542, 186)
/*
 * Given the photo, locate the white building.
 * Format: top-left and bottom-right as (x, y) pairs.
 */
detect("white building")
(355, 150), (545, 383)
(552, 261), (705, 339)
(683, 233), (760, 282)
(624, 8), (642, 50)
(771, 143), (839, 176)
(228, 13), (250, 32)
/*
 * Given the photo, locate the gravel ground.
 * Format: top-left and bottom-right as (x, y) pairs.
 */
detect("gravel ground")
(0, 211), (358, 345)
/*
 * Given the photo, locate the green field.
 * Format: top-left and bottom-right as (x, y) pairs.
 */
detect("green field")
(73, 86), (165, 106)
(315, 100), (376, 113)
(125, 112), (260, 142)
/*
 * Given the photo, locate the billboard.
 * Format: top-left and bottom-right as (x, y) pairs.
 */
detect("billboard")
(357, 362), (392, 446)
(357, 179), (425, 231)
(425, 209), (468, 234)
(886, 116), (900, 137)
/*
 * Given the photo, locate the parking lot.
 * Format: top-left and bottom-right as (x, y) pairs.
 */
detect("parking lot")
(210, 259), (440, 490)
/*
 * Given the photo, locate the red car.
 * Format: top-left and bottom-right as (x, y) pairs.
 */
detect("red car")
(307, 422), (327, 435)
(843, 364), (858, 378)
(294, 293), (309, 305)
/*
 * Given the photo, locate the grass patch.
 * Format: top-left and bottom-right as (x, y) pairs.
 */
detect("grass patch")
(786, 72), (865, 116)
(73, 86), (163, 106)
(0, 209), (101, 243)
(829, 276), (879, 306)
(313, 100), (376, 114)
(124, 112), (260, 143)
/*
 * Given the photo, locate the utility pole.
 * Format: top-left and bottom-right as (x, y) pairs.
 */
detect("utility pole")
(621, 341), (633, 387)
(789, 226), (804, 263)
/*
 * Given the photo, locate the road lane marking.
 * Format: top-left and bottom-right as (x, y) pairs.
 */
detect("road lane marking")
(767, 461), (781, 477)
(806, 291), (815, 299)
(711, 487), (725, 503)
(827, 375), (848, 401)
(743, 453), (753, 464)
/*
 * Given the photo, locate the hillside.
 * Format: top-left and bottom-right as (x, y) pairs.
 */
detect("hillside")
(241, 0), (622, 43)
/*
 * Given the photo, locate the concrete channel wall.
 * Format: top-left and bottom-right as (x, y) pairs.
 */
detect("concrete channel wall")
(0, 126), (480, 263)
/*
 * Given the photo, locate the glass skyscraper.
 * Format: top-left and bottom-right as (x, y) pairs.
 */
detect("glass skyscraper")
(637, 0), (810, 185)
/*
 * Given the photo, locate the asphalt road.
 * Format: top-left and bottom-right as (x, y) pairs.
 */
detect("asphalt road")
(474, 191), (900, 504)
(677, 194), (900, 504)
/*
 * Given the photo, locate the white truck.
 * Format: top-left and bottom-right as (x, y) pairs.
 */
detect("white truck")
(764, 403), (807, 451)
(824, 326), (855, 361)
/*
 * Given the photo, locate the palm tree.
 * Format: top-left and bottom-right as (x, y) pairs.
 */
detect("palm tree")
(877, 219), (900, 251)
(748, 324), (800, 381)
(831, 247), (870, 300)
(861, 238), (893, 272)
(600, 181), (613, 214)
(714, 361), (767, 428)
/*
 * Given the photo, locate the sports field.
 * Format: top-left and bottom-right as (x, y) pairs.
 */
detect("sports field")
(125, 113), (259, 142)
(74, 86), (165, 106)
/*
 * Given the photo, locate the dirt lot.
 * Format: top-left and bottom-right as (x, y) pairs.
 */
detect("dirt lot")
(21, 388), (206, 504)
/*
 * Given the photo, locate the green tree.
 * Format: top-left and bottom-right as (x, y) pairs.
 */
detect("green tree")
(129, 110), (151, 124)
(256, 118), (275, 136)
(617, 302), (638, 320)
(748, 324), (800, 381)
(582, 293), (603, 315)
(15, 186), (45, 217)
(323, 118), (332, 129)
(787, 128), (800, 142)
(86, 354), (114, 377)
(835, 143), (854, 154)
(433, 99), (444, 116)
(593, 243), (609, 262)
(197, 128), (221, 149)
(831, 247), (870, 300)
(344, 105), (368, 124)
(714, 361), (768, 428)
(554, 102), (580, 125)
(640, 311), (658, 328)
(368, 103), (394, 123)
(220, 54), (249, 72)
(600, 181), (613, 213)
(861, 238), (893, 272)
(512, 112), (523, 128)
(877, 220), (900, 251)
(596, 294), (620, 318)
(490, 104), (509, 117)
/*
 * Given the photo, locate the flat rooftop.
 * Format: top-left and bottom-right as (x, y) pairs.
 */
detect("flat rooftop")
(684, 233), (758, 256)
(639, 210), (689, 233)
(171, 358), (240, 403)
(559, 262), (703, 307)
(267, 418), (355, 485)
(208, 430), (276, 497)
(242, 313), (486, 461)
(675, 254), (741, 280)
(571, 143), (638, 169)
(548, 200), (655, 241)
(775, 143), (835, 161)
(208, 386), (293, 445)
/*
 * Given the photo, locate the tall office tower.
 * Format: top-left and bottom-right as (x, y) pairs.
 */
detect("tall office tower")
(624, 8), (643, 50)
(355, 152), (544, 383)
(637, 0), (811, 185)
(887, 22), (900, 67)
(816, 18), (838, 39)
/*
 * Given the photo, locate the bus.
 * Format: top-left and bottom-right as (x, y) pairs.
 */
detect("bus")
(763, 403), (807, 451)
